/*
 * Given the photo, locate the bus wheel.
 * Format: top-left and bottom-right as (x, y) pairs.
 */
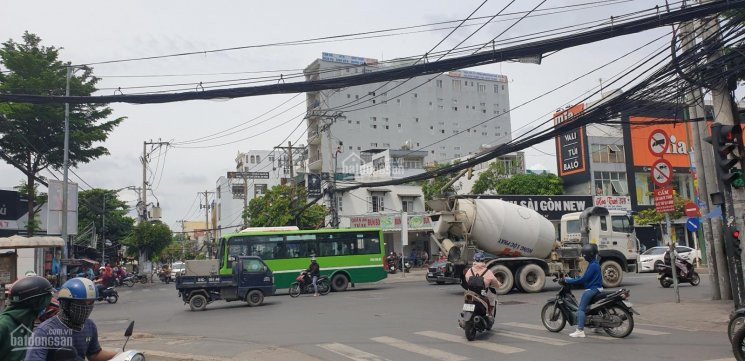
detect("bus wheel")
(331, 274), (349, 292)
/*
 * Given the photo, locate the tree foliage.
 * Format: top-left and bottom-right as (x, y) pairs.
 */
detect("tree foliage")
(14, 181), (47, 233)
(420, 162), (455, 205)
(122, 221), (172, 258)
(634, 194), (689, 225)
(244, 185), (327, 229)
(487, 173), (564, 195)
(78, 188), (135, 245)
(0, 32), (124, 234)
(156, 233), (199, 263)
(471, 160), (518, 194)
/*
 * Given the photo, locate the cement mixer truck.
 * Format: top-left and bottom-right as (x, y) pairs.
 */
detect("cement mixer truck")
(427, 196), (638, 294)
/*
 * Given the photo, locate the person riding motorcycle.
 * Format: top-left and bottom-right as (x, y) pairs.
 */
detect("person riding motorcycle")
(25, 277), (118, 361)
(0, 276), (54, 361)
(564, 243), (603, 338)
(464, 251), (501, 315)
(306, 256), (321, 296)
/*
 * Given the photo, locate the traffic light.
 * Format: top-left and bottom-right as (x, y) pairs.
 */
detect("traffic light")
(704, 122), (745, 187)
(733, 228), (742, 255)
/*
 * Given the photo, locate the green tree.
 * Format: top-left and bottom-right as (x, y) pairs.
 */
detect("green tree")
(419, 162), (455, 205)
(634, 194), (689, 226)
(78, 188), (135, 247)
(471, 160), (519, 194)
(0, 32), (124, 235)
(489, 173), (564, 195)
(122, 221), (172, 259)
(156, 234), (198, 262)
(13, 180), (47, 233)
(244, 185), (327, 229)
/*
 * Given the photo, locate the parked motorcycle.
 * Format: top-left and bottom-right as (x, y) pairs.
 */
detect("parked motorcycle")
(133, 273), (148, 284)
(458, 286), (497, 341)
(540, 278), (637, 338)
(120, 274), (135, 287)
(289, 271), (331, 297)
(655, 253), (700, 288)
(385, 256), (398, 274)
(97, 286), (119, 304)
(731, 308), (745, 361)
(52, 321), (144, 361)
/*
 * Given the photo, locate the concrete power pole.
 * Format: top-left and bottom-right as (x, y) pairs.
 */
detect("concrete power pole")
(680, 19), (723, 299)
(200, 190), (214, 258)
(275, 141), (298, 224)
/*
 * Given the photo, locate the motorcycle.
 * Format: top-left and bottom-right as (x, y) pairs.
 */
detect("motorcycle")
(458, 286), (497, 341)
(654, 254), (700, 288)
(120, 274), (135, 287)
(385, 256), (398, 274)
(52, 321), (144, 361)
(133, 272), (149, 284)
(289, 271), (331, 297)
(730, 308), (745, 361)
(540, 278), (637, 338)
(97, 286), (119, 304)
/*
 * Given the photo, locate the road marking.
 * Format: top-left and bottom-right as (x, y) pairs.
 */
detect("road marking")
(371, 336), (469, 361)
(318, 343), (389, 361)
(632, 328), (670, 336)
(501, 322), (545, 331)
(415, 331), (524, 354)
(494, 330), (574, 346)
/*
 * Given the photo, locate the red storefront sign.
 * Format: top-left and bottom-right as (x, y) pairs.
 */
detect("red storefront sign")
(654, 187), (675, 213)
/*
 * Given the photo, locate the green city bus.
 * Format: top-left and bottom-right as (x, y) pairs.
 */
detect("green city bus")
(216, 227), (386, 291)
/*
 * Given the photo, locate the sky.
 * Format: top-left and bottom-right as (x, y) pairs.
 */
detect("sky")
(1, 0), (682, 230)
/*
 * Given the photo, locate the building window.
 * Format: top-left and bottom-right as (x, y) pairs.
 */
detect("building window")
(397, 124), (401, 128)
(415, 118), (419, 122)
(441, 130), (445, 134)
(591, 144), (626, 163)
(355, 95), (359, 99)
(385, 125), (389, 129)
(494, 85), (499, 93)
(255, 184), (268, 196)
(336, 195), (343, 213)
(452, 79), (461, 91)
(384, 117), (389, 122)
(594, 171), (628, 196)
(371, 117), (376, 122)
(372, 124), (377, 129)
(436, 79), (443, 88)
(478, 84), (486, 93)
(413, 93), (418, 98)
(369, 192), (385, 212)
(397, 99), (401, 104)
(347, 94), (351, 98)
(452, 106), (458, 111)
(348, 146), (353, 150)
(401, 196), (416, 212)
(250, 155), (255, 164)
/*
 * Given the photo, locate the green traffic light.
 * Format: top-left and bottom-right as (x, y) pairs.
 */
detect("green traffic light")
(732, 168), (745, 188)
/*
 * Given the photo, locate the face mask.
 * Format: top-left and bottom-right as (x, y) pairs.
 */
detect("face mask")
(59, 301), (94, 331)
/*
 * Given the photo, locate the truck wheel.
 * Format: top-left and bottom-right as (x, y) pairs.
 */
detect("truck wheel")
(246, 290), (264, 307)
(490, 265), (513, 295)
(189, 294), (208, 311)
(331, 273), (349, 292)
(516, 264), (546, 293)
(601, 260), (623, 288)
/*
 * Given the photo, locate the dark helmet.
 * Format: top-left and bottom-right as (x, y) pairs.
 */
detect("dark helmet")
(8, 276), (54, 304)
(581, 243), (598, 262)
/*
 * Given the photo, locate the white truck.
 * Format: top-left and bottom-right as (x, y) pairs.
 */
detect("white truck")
(428, 197), (638, 294)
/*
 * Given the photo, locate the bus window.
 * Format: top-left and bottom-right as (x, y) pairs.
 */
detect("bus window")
(217, 238), (226, 269)
(285, 234), (317, 258)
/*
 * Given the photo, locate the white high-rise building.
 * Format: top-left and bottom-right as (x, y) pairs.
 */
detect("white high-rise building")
(304, 52), (512, 174)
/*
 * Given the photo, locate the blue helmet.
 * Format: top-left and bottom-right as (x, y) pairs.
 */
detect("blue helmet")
(474, 251), (486, 262)
(58, 277), (98, 301)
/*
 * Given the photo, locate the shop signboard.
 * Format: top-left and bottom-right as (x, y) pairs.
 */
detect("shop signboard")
(349, 214), (432, 230)
(593, 196), (632, 211)
(495, 195), (593, 220)
(654, 187), (675, 213)
(553, 103), (588, 177)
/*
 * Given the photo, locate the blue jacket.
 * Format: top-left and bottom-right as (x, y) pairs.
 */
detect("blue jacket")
(566, 259), (603, 290)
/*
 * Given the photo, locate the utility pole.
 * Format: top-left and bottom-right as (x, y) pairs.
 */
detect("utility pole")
(317, 112), (346, 228)
(177, 219), (187, 259)
(61, 64), (72, 281)
(680, 18), (723, 299)
(140, 140), (170, 223)
(200, 190), (214, 258)
(275, 141), (299, 224)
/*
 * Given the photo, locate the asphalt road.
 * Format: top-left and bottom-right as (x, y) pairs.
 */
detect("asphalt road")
(91, 273), (734, 361)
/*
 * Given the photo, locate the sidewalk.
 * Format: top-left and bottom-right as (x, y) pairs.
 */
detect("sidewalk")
(634, 299), (733, 332)
(379, 268), (429, 284)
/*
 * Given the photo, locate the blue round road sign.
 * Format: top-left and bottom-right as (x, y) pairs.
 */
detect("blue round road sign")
(686, 217), (700, 232)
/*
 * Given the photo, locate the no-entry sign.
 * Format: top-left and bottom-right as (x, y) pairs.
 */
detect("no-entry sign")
(654, 187), (675, 213)
(648, 130), (669, 156)
(684, 202), (700, 217)
(651, 158), (673, 187)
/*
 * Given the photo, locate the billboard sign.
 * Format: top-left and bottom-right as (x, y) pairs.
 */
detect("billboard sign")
(307, 174), (322, 198)
(322, 52), (378, 66)
(494, 195), (593, 220)
(227, 171), (269, 179)
(0, 190), (20, 221)
(349, 214), (432, 230)
(629, 116), (691, 167)
(554, 103), (588, 177)
(654, 187), (675, 213)
(47, 180), (78, 236)
(448, 70), (508, 83)
(593, 196), (632, 211)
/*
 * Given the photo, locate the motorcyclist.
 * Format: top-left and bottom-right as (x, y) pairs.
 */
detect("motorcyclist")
(306, 256), (321, 296)
(464, 251), (501, 316)
(0, 276), (54, 361)
(24, 277), (118, 361)
(564, 243), (603, 338)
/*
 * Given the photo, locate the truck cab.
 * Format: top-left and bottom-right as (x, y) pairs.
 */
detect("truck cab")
(560, 207), (639, 287)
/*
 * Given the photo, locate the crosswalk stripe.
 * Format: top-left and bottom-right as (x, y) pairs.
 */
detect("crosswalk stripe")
(371, 336), (469, 361)
(495, 330), (574, 346)
(415, 331), (524, 354)
(318, 343), (389, 361)
(501, 322), (546, 331)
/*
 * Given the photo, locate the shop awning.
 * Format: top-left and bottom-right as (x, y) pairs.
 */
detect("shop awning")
(0, 235), (65, 249)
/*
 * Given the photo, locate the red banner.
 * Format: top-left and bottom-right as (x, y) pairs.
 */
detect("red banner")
(654, 187), (675, 213)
